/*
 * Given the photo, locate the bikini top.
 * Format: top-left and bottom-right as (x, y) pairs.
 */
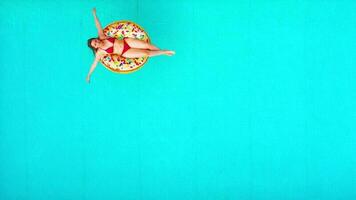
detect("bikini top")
(102, 37), (116, 53)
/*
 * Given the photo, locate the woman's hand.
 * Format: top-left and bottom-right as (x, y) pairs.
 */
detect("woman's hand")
(86, 75), (91, 83)
(92, 8), (97, 15)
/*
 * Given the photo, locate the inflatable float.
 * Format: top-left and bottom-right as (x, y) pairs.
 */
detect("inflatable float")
(101, 21), (150, 74)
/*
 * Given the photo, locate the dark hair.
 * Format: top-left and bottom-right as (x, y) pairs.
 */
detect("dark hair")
(87, 37), (99, 55)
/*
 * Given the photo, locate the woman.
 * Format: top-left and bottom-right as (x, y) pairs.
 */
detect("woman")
(86, 8), (175, 83)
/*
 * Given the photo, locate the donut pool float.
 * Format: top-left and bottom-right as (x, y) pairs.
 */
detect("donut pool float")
(101, 21), (150, 74)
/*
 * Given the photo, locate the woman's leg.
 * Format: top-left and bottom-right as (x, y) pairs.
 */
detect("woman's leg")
(124, 38), (160, 50)
(122, 48), (175, 58)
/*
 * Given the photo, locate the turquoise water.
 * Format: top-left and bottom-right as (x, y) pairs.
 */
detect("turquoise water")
(1, 0), (356, 199)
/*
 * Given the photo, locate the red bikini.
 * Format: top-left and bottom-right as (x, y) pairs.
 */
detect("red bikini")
(103, 37), (131, 55)
(121, 38), (131, 55)
(103, 37), (115, 53)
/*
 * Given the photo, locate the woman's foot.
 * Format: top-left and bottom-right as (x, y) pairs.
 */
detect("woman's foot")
(164, 50), (175, 56)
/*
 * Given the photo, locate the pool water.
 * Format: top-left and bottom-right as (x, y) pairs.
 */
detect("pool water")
(1, 0), (355, 199)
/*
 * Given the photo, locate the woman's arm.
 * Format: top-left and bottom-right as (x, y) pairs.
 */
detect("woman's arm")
(86, 53), (102, 83)
(92, 8), (107, 39)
